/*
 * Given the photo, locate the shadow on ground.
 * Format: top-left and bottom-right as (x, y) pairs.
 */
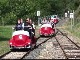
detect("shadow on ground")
(0, 36), (10, 41)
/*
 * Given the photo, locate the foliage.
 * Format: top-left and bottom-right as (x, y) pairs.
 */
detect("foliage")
(0, 0), (79, 25)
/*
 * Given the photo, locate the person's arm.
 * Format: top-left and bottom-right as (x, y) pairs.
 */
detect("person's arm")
(22, 23), (24, 30)
(14, 24), (18, 31)
(41, 20), (43, 24)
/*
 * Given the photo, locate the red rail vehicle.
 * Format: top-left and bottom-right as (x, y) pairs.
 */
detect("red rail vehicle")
(9, 29), (36, 50)
(39, 24), (55, 36)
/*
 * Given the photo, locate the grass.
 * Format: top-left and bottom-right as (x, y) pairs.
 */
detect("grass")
(0, 26), (12, 56)
(0, 25), (40, 56)
(64, 20), (80, 39)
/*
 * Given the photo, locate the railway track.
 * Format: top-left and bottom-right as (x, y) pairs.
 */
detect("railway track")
(0, 36), (53, 59)
(1, 28), (80, 59)
(55, 29), (80, 59)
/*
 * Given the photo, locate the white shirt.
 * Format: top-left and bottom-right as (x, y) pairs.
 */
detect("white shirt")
(22, 23), (24, 29)
(32, 23), (35, 29)
(41, 20), (47, 24)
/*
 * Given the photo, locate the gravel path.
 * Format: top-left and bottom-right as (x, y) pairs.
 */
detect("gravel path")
(23, 38), (49, 59)
(23, 37), (66, 59)
(55, 29), (80, 59)
(36, 37), (65, 59)
(59, 29), (80, 47)
(2, 52), (27, 59)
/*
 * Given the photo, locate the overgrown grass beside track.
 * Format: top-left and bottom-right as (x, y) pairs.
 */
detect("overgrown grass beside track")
(0, 26), (12, 56)
(64, 20), (80, 39)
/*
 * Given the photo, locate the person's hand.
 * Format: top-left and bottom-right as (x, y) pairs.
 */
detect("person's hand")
(27, 25), (31, 27)
(29, 27), (32, 29)
(12, 27), (15, 30)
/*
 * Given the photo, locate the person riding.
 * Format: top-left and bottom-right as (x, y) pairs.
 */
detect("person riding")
(32, 22), (36, 30)
(47, 18), (54, 28)
(20, 18), (24, 30)
(30, 19), (35, 36)
(15, 19), (23, 31)
(24, 18), (34, 40)
(51, 20), (54, 28)
(24, 18), (31, 31)
(41, 17), (47, 24)
(47, 18), (51, 25)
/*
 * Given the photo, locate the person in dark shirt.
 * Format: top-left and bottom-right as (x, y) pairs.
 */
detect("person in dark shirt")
(15, 19), (23, 31)
(24, 18), (31, 31)
(24, 18), (34, 40)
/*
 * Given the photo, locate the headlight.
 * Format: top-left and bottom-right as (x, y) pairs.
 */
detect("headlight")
(10, 43), (12, 45)
(28, 43), (30, 44)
